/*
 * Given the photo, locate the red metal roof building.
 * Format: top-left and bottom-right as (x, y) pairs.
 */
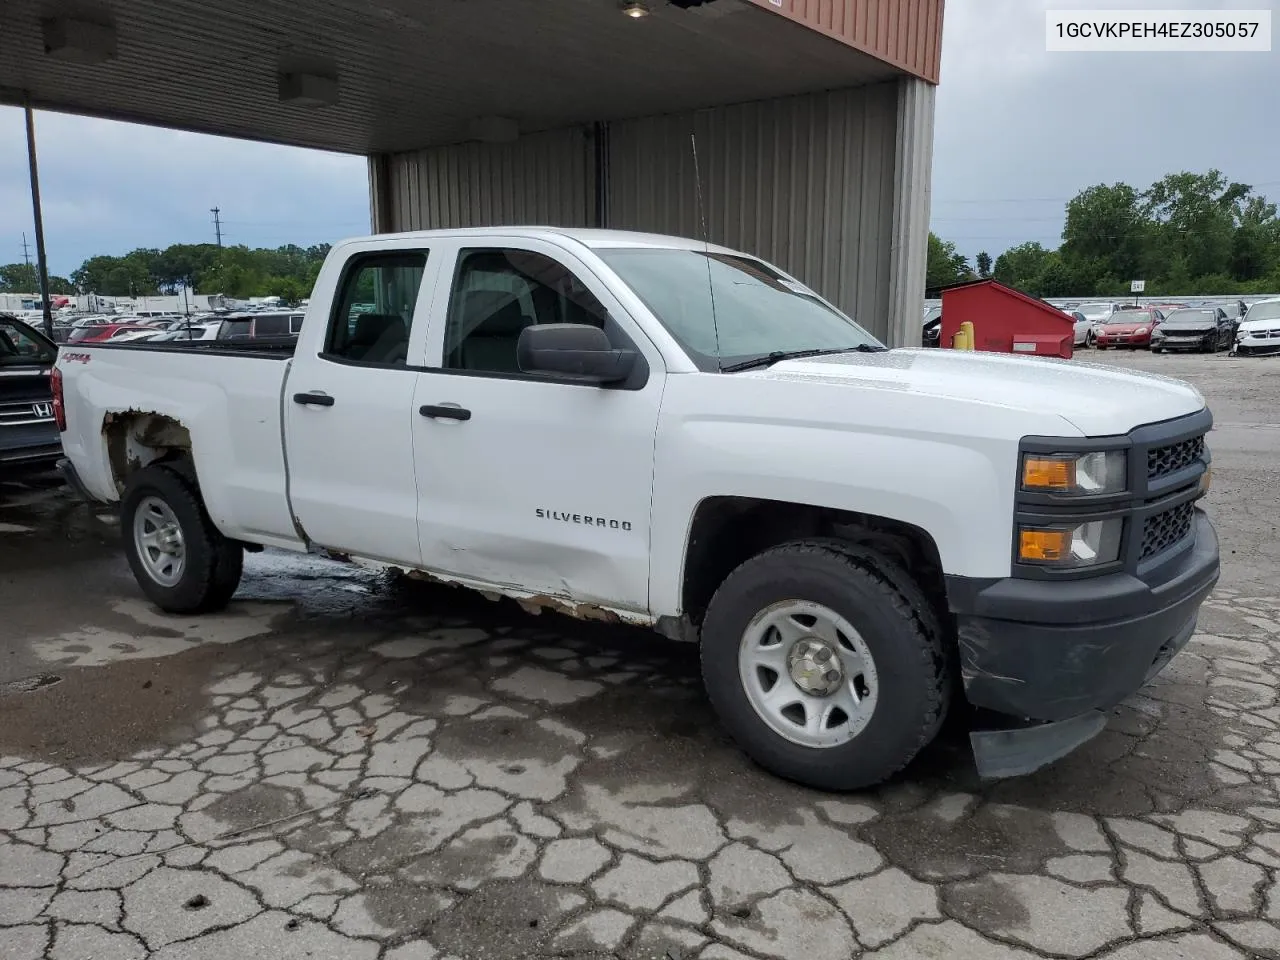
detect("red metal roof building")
(939, 279), (1074, 359)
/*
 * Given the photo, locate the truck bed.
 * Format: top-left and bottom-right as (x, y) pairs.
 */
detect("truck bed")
(57, 338), (301, 549)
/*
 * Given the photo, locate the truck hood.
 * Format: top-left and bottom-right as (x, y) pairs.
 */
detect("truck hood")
(745, 348), (1205, 437)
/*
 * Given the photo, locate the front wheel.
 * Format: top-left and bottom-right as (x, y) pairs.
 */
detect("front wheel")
(1085, 331), (1096, 348)
(121, 463), (244, 614)
(700, 541), (950, 791)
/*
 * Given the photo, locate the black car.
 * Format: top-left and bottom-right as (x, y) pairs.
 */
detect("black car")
(0, 314), (61, 476)
(1150, 307), (1235, 354)
(922, 305), (942, 347)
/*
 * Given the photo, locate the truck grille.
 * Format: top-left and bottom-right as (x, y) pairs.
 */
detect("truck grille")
(1141, 501), (1195, 560)
(1148, 435), (1204, 480)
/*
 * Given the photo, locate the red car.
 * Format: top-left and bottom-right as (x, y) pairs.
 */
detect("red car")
(1094, 308), (1163, 350)
(65, 323), (157, 344)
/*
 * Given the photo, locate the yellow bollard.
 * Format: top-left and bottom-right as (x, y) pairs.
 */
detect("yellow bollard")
(959, 320), (975, 350)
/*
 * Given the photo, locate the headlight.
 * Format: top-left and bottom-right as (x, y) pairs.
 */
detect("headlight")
(1152, 328), (1166, 338)
(1021, 451), (1127, 495)
(1236, 329), (1248, 340)
(1135, 327), (1148, 335)
(1019, 519), (1123, 567)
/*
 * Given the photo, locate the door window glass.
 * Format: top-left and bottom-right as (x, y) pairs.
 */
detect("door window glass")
(326, 252), (428, 367)
(444, 248), (608, 374)
(0, 322), (54, 363)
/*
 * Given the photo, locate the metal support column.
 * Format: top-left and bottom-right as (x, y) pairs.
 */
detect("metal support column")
(24, 103), (54, 338)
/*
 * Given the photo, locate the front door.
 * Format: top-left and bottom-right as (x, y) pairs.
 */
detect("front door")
(412, 240), (664, 615)
(284, 249), (436, 566)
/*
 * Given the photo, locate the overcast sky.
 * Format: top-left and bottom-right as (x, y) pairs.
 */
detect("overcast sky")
(1, 0), (1276, 276)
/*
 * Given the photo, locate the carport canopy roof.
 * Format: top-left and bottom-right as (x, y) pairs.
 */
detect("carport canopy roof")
(2, 0), (915, 155)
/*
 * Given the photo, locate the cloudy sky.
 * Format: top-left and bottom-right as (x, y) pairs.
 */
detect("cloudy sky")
(1, 0), (1276, 276)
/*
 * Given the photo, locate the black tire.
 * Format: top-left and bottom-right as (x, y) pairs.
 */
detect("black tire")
(121, 463), (243, 614)
(700, 540), (950, 791)
(1152, 347), (1162, 354)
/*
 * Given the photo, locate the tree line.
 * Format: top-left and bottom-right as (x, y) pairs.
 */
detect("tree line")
(0, 242), (332, 304)
(927, 170), (1280, 297)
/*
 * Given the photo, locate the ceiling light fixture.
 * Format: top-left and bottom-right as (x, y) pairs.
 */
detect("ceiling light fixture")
(620, 1), (651, 18)
(41, 17), (117, 64)
(278, 71), (339, 107)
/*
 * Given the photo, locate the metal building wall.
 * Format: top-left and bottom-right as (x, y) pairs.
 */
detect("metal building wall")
(606, 84), (900, 342)
(373, 82), (934, 347)
(887, 77), (936, 347)
(382, 126), (594, 231)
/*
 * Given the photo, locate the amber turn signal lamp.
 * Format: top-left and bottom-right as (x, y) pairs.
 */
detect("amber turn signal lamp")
(1019, 529), (1069, 562)
(1022, 456), (1074, 491)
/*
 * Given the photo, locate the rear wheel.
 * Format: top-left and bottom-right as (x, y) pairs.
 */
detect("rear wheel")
(121, 463), (243, 613)
(700, 540), (950, 791)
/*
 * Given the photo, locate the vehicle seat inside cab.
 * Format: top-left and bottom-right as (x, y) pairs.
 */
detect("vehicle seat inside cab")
(452, 294), (534, 373)
(347, 313), (408, 365)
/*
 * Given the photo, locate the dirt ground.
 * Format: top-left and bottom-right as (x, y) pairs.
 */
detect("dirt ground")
(0, 349), (1278, 960)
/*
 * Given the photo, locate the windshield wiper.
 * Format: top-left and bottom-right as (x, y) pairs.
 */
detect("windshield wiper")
(720, 344), (885, 373)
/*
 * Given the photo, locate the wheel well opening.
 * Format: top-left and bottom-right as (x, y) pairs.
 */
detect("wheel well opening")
(681, 497), (949, 627)
(103, 412), (193, 494)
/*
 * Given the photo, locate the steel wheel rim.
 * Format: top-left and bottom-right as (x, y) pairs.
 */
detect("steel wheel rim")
(133, 495), (186, 587)
(738, 599), (879, 748)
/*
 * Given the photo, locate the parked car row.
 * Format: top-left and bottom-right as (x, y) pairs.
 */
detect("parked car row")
(1064, 300), (1253, 354)
(49, 311), (305, 347)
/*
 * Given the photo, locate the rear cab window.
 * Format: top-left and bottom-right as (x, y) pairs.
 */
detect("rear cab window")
(323, 252), (428, 367)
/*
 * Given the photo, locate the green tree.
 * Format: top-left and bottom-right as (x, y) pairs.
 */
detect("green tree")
(992, 242), (1053, 291)
(975, 251), (992, 278)
(1141, 170), (1248, 280)
(925, 233), (971, 290)
(1060, 183), (1146, 286)
(0, 262), (38, 292)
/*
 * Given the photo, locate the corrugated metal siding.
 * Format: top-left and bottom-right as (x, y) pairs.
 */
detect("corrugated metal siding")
(747, 0), (943, 83)
(887, 77), (936, 347)
(384, 128), (594, 231)
(606, 85), (900, 340)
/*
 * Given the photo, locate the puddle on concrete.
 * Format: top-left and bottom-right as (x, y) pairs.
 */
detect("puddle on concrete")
(0, 641), (223, 766)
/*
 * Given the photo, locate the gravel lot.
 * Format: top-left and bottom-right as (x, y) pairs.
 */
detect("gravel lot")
(1, 349), (1278, 960)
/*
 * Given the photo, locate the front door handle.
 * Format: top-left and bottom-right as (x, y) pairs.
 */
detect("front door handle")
(293, 392), (335, 407)
(419, 404), (471, 421)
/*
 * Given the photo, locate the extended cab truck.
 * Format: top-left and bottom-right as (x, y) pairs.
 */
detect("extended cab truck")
(54, 228), (1220, 791)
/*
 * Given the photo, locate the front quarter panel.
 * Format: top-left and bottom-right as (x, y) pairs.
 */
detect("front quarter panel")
(648, 373), (1082, 618)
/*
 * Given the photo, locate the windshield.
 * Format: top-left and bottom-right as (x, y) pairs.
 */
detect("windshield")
(1245, 301), (1280, 323)
(0, 320), (56, 364)
(597, 248), (881, 371)
(1163, 310), (1215, 325)
(1078, 303), (1113, 319)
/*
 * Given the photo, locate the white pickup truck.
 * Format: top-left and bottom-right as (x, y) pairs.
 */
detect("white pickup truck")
(55, 227), (1220, 791)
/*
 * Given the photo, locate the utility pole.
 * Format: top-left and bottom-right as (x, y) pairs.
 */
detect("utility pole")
(21, 233), (32, 270)
(210, 207), (223, 249)
(23, 103), (54, 338)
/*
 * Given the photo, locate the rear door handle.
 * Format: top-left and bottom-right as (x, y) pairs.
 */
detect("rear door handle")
(419, 404), (471, 421)
(293, 392), (335, 407)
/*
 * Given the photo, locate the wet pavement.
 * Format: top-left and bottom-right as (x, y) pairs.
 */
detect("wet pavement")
(2, 350), (1279, 960)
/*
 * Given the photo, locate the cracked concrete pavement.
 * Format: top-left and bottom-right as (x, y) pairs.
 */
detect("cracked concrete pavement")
(1, 350), (1279, 960)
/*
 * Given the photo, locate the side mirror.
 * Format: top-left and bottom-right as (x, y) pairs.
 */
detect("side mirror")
(517, 323), (637, 384)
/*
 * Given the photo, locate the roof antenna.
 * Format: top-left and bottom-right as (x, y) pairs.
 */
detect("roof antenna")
(690, 131), (722, 371)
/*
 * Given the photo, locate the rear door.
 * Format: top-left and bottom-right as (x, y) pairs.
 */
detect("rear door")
(410, 238), (663, 614)
(283, 248), (439, 565)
